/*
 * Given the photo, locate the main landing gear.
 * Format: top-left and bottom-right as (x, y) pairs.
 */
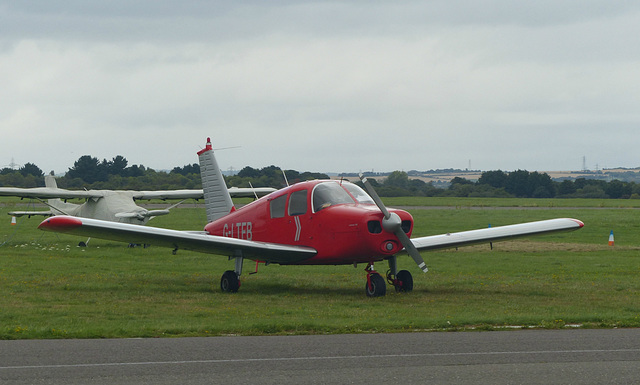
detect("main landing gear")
(220, 255), (244, 293)
(365, 265), (387, 297)
(365, 256), (414, 297)
(219, 255), (415, 296)
(220, 270), (240, 293)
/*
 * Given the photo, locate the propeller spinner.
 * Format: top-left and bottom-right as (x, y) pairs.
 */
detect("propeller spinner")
(359, 174), (428, 273)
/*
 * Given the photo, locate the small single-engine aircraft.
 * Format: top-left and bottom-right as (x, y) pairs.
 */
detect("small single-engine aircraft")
(39, 138), (584, 296)
(0, 174), (274, 225)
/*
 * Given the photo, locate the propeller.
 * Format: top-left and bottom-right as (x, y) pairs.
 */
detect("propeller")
(359, 174), (428, 273)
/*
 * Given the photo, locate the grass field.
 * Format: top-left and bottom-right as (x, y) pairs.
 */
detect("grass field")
(1, 197), (639, 339)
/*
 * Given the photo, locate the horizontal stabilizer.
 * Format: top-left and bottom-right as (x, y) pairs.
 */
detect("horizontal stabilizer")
(146, 209), (171, 217)
(8, 210), (53, 217)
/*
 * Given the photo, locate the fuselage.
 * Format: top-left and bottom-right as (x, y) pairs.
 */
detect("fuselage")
(204, 180), (414, 265)
(48, 191), (151, 225)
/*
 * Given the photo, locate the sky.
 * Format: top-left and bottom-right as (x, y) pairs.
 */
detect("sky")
(1, 1), (639, 176)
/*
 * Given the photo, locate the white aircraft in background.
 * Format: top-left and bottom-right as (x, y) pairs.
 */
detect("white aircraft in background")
(0, 174), (274, 225)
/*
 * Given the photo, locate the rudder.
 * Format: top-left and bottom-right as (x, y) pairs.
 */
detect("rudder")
(198, 137), (234, 223)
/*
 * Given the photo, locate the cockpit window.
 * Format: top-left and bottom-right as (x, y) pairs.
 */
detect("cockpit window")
(270, 194), (287, 218)
(312, 182), (355, 212)
(341, 182), (375, 205)
(288, 190), (308, 216)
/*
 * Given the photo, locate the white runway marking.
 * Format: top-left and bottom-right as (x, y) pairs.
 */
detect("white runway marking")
(1, 348), (638, 370)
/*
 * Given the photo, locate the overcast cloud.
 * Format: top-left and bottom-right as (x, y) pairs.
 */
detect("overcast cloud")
(1, 1), (639, 175)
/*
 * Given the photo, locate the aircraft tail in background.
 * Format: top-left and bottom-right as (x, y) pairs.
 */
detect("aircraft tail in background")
(43, 175), (80, 216)
(44, 174), (57, 189)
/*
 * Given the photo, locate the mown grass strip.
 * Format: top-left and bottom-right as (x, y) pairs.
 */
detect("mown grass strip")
(0, 200), (639, 339)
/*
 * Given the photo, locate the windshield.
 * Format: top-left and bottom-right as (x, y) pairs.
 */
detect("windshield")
(341, 182), (375, 205)
(312, 182), (356, 212)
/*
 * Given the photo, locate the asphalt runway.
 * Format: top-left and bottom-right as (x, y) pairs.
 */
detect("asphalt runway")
(1, 329), (639, 384)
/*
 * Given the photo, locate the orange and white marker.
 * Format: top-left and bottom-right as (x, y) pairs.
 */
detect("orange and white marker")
(10, 216), (16, 225)
(608, 230), (615, 246)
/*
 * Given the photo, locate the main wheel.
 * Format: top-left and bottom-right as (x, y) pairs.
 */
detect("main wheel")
(365, 273), (387, 297)
(220, 270), (240, 293)
(395, 270), (413, 292)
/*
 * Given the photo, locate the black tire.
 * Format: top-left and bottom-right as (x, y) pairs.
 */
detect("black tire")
(365, 273), (387, 297)
(395, 270), (413, 292)
(220, 270), (240, 293)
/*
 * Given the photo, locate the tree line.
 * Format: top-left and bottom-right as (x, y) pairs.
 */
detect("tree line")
(1, 156), (640, 199)
(0, 157), (201, 190)
(372, 170), (639, 199)
(0, 156), (328, 191)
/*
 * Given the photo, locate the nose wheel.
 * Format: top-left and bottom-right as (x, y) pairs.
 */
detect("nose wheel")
(387, 269), (413, 292)
(365, 264), (414, 296)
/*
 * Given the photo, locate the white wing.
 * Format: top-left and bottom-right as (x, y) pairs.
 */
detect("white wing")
(0, 187), (104, 199)
(38, 216), (316, 264)
(408, 218), (584, 252)
(123, 187), (276, 200)
(0, 187), (275, 201)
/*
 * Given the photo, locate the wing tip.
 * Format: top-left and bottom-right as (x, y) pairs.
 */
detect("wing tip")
(38, 216), (83, 231)
(570, 218), (585, 228)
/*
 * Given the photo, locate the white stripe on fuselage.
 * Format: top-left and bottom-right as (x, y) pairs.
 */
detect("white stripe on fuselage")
(294, 216), (301, 242)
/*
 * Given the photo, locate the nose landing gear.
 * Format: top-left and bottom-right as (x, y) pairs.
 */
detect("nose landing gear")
(386, 255), (414, 293)
(387, 269), (414, 293)
(365, 259), (415, 297)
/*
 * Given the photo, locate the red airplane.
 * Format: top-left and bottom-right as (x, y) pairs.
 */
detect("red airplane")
(39, 138), (584, 297)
